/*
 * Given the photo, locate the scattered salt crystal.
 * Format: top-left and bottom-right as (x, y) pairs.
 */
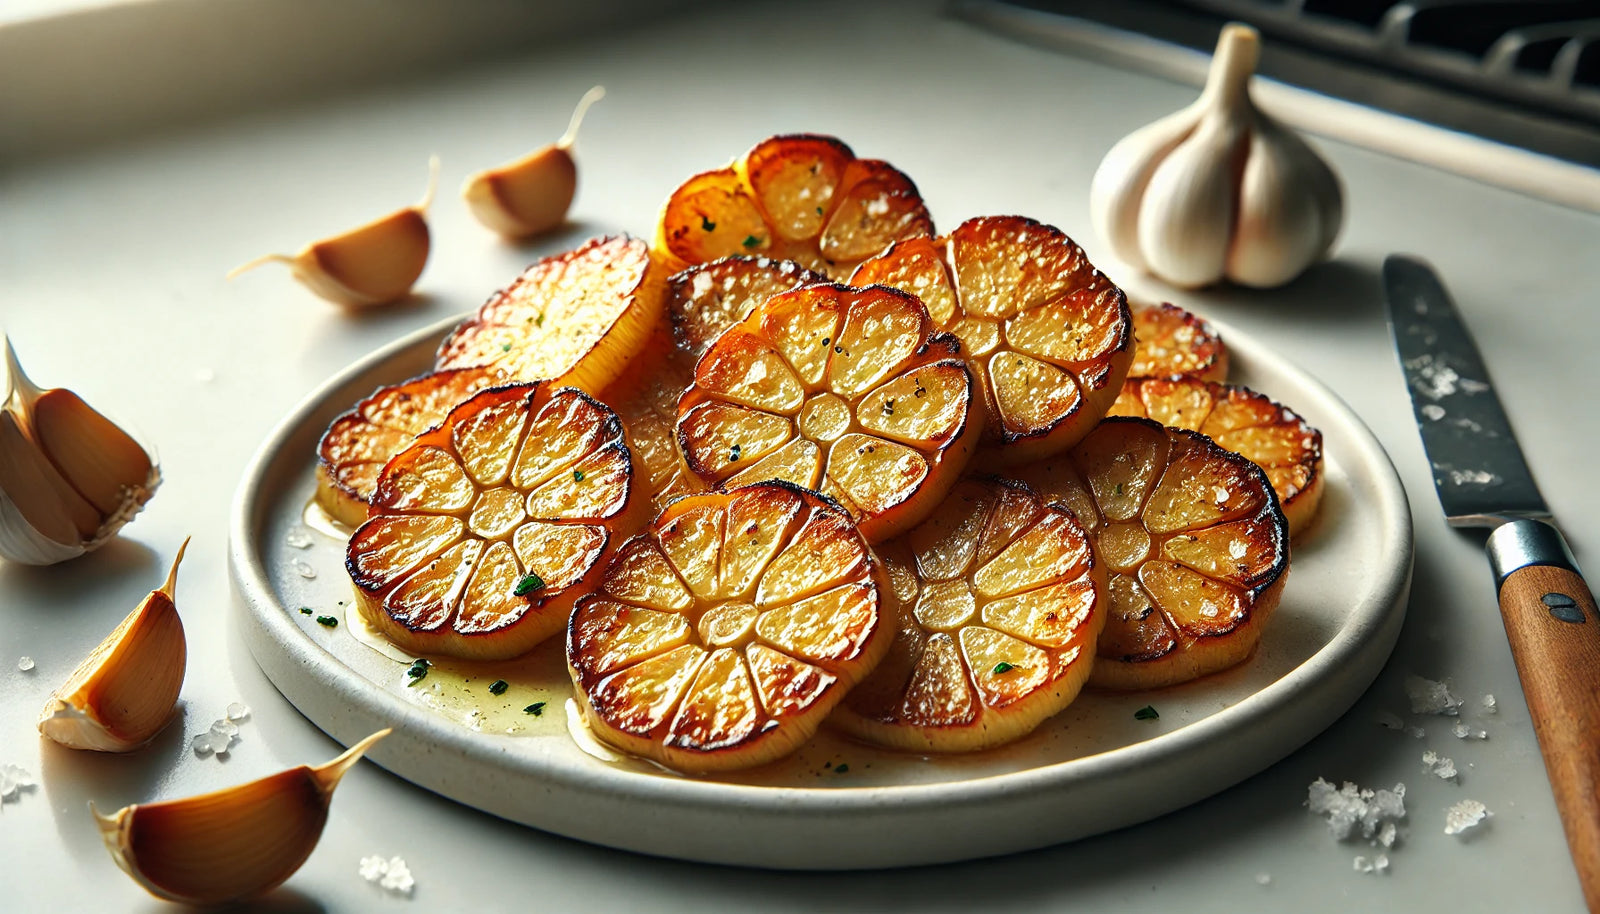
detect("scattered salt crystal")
(1378, 821), (1397, 848)
(1374, 711), (1404, 730)
(1255, 873), (1272, 886)
(1405, 675), (1462, 715)
(1444, 800), (1491, 836)
(1353, 856), (1373, 873)
(226, 702), (251, 721)
(1452, 722), (1487, 740)
(1421, 750), (1457, 781)
(1307, 778), (1406, 841)
(1, 764), (36, 803)
(1374, 854), (1390, 873)
(1406, 726), (1426, 739)
(211, 719), (239, 739)
(194, 367), (215, 383)
(191, 734), (215, 757)
(360, 854), (415, 896)
(193, 713), (245, 758)
(17, 656), (34, 672)
(1481, 694), (1497, 714)
(292, 560), (317, 580)
(285, 530), (313, 550)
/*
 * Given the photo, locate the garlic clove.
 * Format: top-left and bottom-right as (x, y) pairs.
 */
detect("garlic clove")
(1226, 118), (1332, 288)
(229, 156), (439, 307)
(462, 85), (604, 239)
(0, 334), (160, 565)
(92, 729), (390, 905)
(1089, 107), (1200, 275)
(1136, 112), (1248, 289)
(40, 539), (189, 752)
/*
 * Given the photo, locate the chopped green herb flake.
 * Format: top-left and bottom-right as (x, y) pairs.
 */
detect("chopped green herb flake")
(701, 216), (716, 232)
(1135, 705), (1159, 720)
(525, 701), (547, 716)
(1113, 482), (1124, 496)
(514, 573), (546, 596)
(834, 763), (849, 774)
(992, 661), (1016, 675)
(573, 469), (585, 482)
(536, 314), (544, 327)
(299, 607), (313, 615)
(742, 235), (761, 248)
(406, 659), (432, 683)
(501, 343), (512, 352)
(882, 398), (895, 416)
(815, 206), (825, 215)
(315, 615), (338, 628)
(729, 443), (742, 462)
(489, 679), (509, 696)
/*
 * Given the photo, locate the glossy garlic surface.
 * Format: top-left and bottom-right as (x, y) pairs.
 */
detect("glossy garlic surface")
(568, 483), (892, 773)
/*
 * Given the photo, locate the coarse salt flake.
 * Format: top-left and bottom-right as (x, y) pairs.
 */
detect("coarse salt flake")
(1404, 675), (1462, 716)
(285, 530), (313, 550)
(1444, 800), (1491, 836)
(292, 560), (317, 580)
(1, 764), (36, 802)
(1421, 750), (1457, 781)
(1307, 778), (1406, 842)
(1255, 873), (1272, 886)
(17, 656), (34, 672)
(360, 854), (415, 896)
(1452, 722), (1487, 740)
(226, 702), (251, 721)
(1481, 694), (1497, 714)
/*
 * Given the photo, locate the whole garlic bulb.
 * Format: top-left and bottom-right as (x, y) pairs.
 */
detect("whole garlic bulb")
(1090, 24), (1343, 289)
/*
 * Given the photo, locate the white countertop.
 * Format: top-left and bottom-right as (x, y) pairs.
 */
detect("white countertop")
(2, 1), (1597, 910)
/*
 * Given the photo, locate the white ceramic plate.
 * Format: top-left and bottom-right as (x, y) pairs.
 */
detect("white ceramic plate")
(229, 315), (1412, 869)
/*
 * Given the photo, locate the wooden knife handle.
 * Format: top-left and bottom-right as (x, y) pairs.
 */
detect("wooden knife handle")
(1490, 521), (1600, 912)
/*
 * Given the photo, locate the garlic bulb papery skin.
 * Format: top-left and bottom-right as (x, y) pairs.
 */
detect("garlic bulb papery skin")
(0, 334), (160, 565)
(228, 156), (439, 308)
(93, 729), (391, 905)
(40, 539), (189, 752)
(1090, 24), (1344, 289)
(462, 85), (605, 239)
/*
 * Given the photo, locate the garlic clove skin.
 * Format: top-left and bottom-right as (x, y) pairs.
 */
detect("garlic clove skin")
(1090, 106), (1202, 276)
(1089, 23), (1344, 289)
(1135, 111), (1249, 288)
(39, 539), (189, 752)
(92, 729), (390, 905)
(462, 85), (604, 239)
(0, 334), (160, 565)
(1226, 117), (1344, 288)
(229, 157), (438, 308)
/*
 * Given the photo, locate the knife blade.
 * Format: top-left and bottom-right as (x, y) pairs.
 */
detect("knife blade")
(1384, 254), (1600, 911)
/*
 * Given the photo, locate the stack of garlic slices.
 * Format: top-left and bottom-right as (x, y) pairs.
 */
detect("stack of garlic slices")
(325, 134), (1321, 774)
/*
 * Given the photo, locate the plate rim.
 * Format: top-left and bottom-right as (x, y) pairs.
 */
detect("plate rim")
(229, 312), (1413, 858)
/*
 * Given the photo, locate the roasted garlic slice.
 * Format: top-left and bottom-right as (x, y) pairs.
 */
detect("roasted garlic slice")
(834, 479), (1105, 752)
(1129, 302), (1229, 382)
(1110, 377), (1323, 535)
(666, 256), (826, 358)
(435, 234), (668, 395)
(318, 235), (666, 525)
(348, 383), (646, 660)
(93, 729), (389, 905)
(1015, 418), (1290, 690)
(675, 283), (981, 542)
(568, 483), (893, 773)
(851, 216), (1133, 467)
(655, 134), (933, 279)
(229, 157), (439, 308)
(39, 540), (188, 751)
(0, 335), (159, 565)
(462, 85), (605, 239)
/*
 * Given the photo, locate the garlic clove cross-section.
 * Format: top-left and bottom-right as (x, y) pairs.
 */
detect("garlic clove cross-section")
(92, 729), (390, 905)
(39, 538), (189, 752)
(462, 85), (605, 239)
(228, 156), (439, 307)
(1090, 24), (1343, 289)
(0, 334), (159, 565)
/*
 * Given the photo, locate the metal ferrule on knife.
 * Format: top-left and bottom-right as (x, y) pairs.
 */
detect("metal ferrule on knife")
(1487, 519), (1581, 590)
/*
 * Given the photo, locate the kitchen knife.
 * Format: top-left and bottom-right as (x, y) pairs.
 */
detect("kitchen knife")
(1384, 254), (1600, 911)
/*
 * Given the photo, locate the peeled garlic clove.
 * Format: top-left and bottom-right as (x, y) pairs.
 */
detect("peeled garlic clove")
(1089, 24), (1344, 289)
(462, 85), (604, 239)
(93, 729), (390, 905)
(229, 156), (439, 307)
(40, 539), (189, 751)
(0, 334), (160, 565)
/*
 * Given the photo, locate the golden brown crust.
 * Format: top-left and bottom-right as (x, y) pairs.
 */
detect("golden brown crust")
(1128, 302), (1229, 382)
